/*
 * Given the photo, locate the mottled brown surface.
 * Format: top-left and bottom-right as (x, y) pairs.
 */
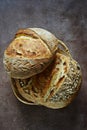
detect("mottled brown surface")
(0, 0), (87, 130)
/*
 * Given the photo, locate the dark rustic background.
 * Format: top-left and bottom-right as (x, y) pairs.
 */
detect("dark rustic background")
(0, 0), (87, 130)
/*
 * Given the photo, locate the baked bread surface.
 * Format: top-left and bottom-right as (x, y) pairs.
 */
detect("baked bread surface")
(3, 28), (59, 79)
(3, 28), (82, 109)
(11, 51), (82, 109)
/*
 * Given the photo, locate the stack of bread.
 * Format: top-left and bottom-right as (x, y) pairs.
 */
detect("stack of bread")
(3, 28), (82, 109)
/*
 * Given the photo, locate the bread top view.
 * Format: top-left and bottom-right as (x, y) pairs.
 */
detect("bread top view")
(3, 28), (58, 79)
(11, 50), (81, 109)
(3, 28), (82, 109)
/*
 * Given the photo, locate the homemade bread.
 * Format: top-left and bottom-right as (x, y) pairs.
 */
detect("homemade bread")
(3, 28), (82, 109)
(3, 28), (58, 79)
(11, 50), (82, 109)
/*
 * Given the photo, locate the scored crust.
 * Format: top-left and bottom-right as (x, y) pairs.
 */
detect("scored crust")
(3, 28), (82, 109)
(3, 28), (58, 79)
(30, 28), (58, 54)
(11, 50), (82, 109)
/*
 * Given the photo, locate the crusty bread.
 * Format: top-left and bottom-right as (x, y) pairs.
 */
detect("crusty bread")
(3, 27), (82, 109)
(11, 50), (82, 109)
(30, 28), (58, 54)
(3, 28), (58, 79)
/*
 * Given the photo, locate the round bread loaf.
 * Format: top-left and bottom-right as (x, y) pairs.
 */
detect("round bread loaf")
(11, 49), (82, 109)
(3, 28), (58, 79)
(3, 28), (82, 109)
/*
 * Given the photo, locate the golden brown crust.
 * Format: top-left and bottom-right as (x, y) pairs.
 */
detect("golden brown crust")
(3, 28), (82, 109)
(5, 29), (52, 59)
(11, 51), (82, 109)
(30, 28), (59, 54)
(3, 28), (55, 79)
(15, 29), (39, 39)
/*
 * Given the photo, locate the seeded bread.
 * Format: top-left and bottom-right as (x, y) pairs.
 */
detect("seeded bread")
(3, 28), (82, 109)
(11, 50), (82, 109)
(3, 28), (58, 79)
